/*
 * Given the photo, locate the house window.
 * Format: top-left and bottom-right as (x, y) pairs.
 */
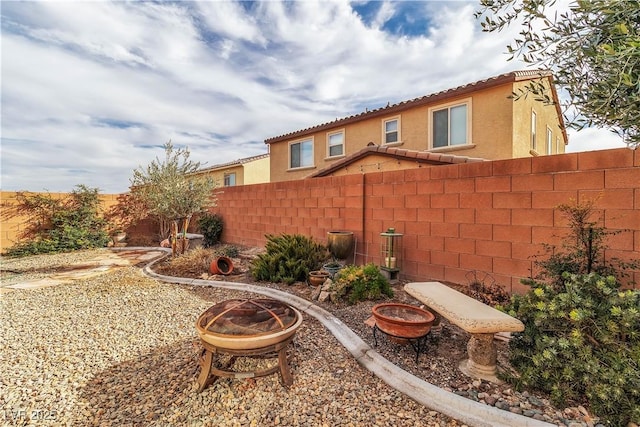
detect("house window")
(290, 138), (313, 169)
(224, 172), (236, 187)
(546, 127), (553, 154)
(383, 118), (400, 144)
(430, 100), (470, 148)
(531, 110), (537, 150)
(327, 131), (344, 157)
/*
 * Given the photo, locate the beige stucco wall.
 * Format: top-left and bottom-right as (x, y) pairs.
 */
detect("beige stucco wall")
(323, 154), (440, 177)
(243, 156), (270, 185)
(195, 165), (244, 187)
(268, 80), (562, 182)
(512, 80), (566, 158)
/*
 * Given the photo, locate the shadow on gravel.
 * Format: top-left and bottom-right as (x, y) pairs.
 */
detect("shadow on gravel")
(77, 339), (199, 425)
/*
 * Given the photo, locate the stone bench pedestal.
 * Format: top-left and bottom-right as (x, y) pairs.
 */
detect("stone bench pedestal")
(404, 282), (524, 383)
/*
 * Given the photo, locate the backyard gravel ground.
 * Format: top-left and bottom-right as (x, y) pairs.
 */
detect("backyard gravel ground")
(1, 249), (599, 426)
(1, 252), (461, 427)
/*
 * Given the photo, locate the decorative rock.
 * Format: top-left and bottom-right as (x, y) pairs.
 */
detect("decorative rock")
(509, 407), (523, 415)
(318, 291), (331, 302)
(484, 396), (497, 406)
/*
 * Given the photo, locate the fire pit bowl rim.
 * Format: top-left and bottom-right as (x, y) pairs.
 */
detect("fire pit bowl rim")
(372, 302), (435, 338)
(196, 303), (303, 350)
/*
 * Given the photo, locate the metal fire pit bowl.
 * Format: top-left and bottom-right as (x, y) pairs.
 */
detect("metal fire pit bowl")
(195, 298), (303, 391)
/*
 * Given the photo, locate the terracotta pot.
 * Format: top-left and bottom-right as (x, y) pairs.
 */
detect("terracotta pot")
(308, 270), (329, 286)
(372, 303), (435, 339)
(327, 231), (354, 260)
(210, 256), (234, 275)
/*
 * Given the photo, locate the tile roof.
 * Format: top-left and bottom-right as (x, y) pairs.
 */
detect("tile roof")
(265, 70), (557, 145)
(195, 153), (269, 174)
(308, 145), (486, 178)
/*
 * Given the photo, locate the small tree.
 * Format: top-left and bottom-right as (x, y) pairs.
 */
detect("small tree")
(130, 141), (216, 255)
(475, 0), (640, 149)
(531, 198), (639, 290)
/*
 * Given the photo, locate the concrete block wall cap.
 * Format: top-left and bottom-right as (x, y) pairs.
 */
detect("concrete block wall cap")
(404, 282), (525, 333)
(139, 251), (552, 427)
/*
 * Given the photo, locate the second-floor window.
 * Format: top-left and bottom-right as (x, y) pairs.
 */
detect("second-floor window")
(327, 131), (344, 157)
(546, 127), (553, 154)
(430, 100), (469, 148)
(224, 172), (236, 187)
(383, 118), (399, 144)
(290, 138), (313, 169)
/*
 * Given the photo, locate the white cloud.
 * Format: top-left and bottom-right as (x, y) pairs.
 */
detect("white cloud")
(566, 127), (626, 153)
(0, 0), (623, 193)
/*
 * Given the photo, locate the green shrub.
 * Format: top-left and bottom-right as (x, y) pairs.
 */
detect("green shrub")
(504, 273), (639, 426)
(250, 234), (328, 284)
(332, 263), (394, 304)
(503, 198), (640, 426)
(198, 213), (224, 247)
(3, 185), (110, 257)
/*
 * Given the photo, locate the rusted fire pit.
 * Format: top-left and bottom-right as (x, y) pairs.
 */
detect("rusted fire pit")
(371, 303), (435, 362)
(195, 298), (302, 391)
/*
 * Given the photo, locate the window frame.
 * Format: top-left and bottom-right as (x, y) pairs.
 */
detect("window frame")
(428, 98), (472, 150)
(382, 116), (401, 145)
(546, 126), (553, 155)
(288, 137), (314, 170)
(224, 172), (236, 187)
(326, 129), (345, 158)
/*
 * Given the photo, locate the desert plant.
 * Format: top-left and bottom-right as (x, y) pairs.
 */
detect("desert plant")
(130, 141), (216, 255)
(198, 213), (224, 247)
(250, 234), (328, 285)
(2, 185), (110, 256)
(503, 198), (640, 426)
(504, 273), (640, 426)
(331, 263), (394, 304)
(156, 247), (213, 277)
(532, 198), (639, 290)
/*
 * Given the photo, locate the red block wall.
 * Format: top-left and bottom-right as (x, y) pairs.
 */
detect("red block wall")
(211, 148), (640, 293)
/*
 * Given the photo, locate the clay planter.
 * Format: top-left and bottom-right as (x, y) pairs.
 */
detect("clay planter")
(210, 256), (234, 275)
(327, 231), (354, 260)
(308, 270), (330, 286)
(372, 303), (435, 339)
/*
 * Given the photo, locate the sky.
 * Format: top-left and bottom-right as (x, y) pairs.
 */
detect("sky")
(0, 0), (627, 194)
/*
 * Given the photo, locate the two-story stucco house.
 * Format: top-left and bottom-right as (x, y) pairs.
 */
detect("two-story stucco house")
(192, 153), (270, 187)
(264, 70), (567, 182)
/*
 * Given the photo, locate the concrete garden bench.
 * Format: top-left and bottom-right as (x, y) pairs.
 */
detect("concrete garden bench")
(404, 282), (524, 382)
